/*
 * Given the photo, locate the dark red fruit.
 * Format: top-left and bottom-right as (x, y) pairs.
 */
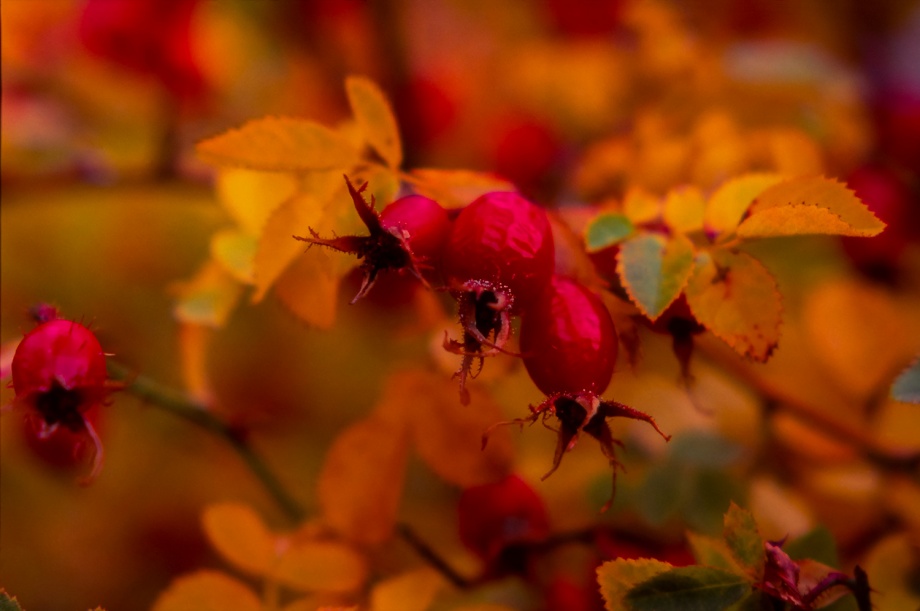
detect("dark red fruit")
(457, 474), (550, 572)
(10, 312), (113, 483)
(488, 113), (563, 199)
(487, 276), (669, 511)
(295, 176), (450, 302)
(521, 275), (617, 396)
(21, 404), (104, 472)
(441, 192), (555, 402)
(543, 0), (623, 38)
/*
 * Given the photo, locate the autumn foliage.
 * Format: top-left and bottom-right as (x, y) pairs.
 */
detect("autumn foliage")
(2, 2), (920, 611)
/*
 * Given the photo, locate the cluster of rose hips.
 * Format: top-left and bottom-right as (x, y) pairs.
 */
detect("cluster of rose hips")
(296, 176), (670, 502)
(4, 305), (117, 483)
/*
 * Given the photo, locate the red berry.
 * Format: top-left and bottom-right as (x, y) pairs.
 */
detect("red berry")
(521, 275), (617, 397)
(21, 404), (104, 472)
(296, 176), (450, 302)
(10, 315), (111, 483)
(457, 474), (550, 569)
(441, 191), (555, 402)
(488, 113), (563, 198)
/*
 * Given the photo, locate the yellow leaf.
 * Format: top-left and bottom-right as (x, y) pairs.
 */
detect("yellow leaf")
(151, 571), (262, 611)
(273, 250), (341, 329)
(684, 249), (782, 362)
(346, 76), (403, 168)
(216, 169), (298, 235)
(197, 117), (358, 172)
(737, 175), (886, 237)
(622, 187), (661, 225)
(178, 323), (214, 405)
(409, 168), (515, 209)
(252, 193), (328, 303)
(172, 260), (244, 327)
(597, 558), (673, 611)
(202, 503), (275, 577)
(662, 185), (705, 233)
(617, 232), (695, 320)
(211, 228), (257, 284)
(370, 568), (446, 611)
(705, 173), (783, 238)
(397, 369), (514, 488)
(317, 411), (411, 546)
(274, 540), (368, 594)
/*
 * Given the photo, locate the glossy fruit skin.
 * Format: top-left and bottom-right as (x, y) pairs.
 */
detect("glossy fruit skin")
(443, 192), (555, 311)
(521, 275), (618, 397)
(457, 474), (550, 563)
(12, 319), (108, 427)
(379, 194), (451, 268)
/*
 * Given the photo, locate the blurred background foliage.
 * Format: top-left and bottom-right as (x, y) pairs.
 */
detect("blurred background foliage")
(2, 0), (920, 609)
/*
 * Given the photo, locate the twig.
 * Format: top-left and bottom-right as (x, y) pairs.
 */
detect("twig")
(396, 523), (475, 589)
(107, 360), (306, 523)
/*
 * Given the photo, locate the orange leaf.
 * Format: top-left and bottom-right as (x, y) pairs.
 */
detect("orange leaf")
(737, 175), (886, 238)
(172, 260), (243, 327)
(662, 185), (706, 233)
(409, 169), (514, 209)
(369, 568), (446, 611)
(274, 540), (368, 594)
(705, 173), (783, 238)
(684, 249), (782, 362)
(151, 571), (262, 611)
(346, 76), (403, 168)
(210, 228), (257, 284)
(396, 369), (514, 488)
(622, 186), (661, 225)
(252, 193), (328, 303)
(197, 117), (358, 172)
(317, 410), (411, 546)
(273, 250), (341, 329)
(201, 503), (275, 578)
(215, 169), (298, 235)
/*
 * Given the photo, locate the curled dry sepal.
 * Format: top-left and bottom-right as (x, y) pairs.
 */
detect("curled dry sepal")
(597, 503), (872, 611)
(2, 304), (120, 484)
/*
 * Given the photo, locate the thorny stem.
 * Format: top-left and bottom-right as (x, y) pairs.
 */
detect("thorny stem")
(106, 360), (306, 523)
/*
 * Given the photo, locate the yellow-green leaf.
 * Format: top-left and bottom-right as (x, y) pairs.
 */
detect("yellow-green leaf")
(617, 232), (695, 320)
(346, 76), (402, 168)
(705, 173), (783, 238)
(622, 187), (660, 225)
(737, 175), (886, 238)
(151, 571), (262, 611)
(216, 169), (299, 235)
(197, 117), (358, 172)
(317, 411), (411, 546)
(273, 250), (341, 329)
(202, 503), (275, 577)
(663, 185), (706, 233)
(723, 503), (764, 577)
(274, 540), (368, 594)
(370, 568), (446, 611)
(597, 558), (673, 611)
(210, 228), (257, 284)
(584, 212), (634, 252)
(172, 260), (243, 327)
(400, 369), (514, 488)
(684, 249), (782, 362)
(252, 193), (328, 302)
(409, 168), (515, 209)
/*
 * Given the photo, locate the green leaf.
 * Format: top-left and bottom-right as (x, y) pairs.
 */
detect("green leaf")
(684, 249), (782, 362)
(346, 75), (403, 168)
(686, 533), (740, 572)
(585, 213), (635, 252)
(705, 173), (783, 238)
(151, 571), (262, 611)
(784, 527), (839, 567)
(274, 540), (368, 594)
(891, 356), (920, 404)
(669, 432), (744, 469)
(723, 503), (764, 577)
(0, 590), (23, 611)
(597, 558), (674, 611)
(197, 117), (359, 172)
(736, 176), (886, 238)
(624, 566), (750, 611)
(201, 503), (275, 577)
(617, 232), (695, 320)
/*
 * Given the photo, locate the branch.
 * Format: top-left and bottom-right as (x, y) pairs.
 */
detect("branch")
(106, 360), (306, 523)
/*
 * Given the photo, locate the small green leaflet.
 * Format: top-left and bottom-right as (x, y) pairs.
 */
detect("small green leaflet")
(585, 212), (634, 252)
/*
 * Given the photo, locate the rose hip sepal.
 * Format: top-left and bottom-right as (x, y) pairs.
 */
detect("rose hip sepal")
(485, 276), (669, 511)
(6, 307), (119, 484)
(294, 175), (450, 303)
(441, 192), (555, 403)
